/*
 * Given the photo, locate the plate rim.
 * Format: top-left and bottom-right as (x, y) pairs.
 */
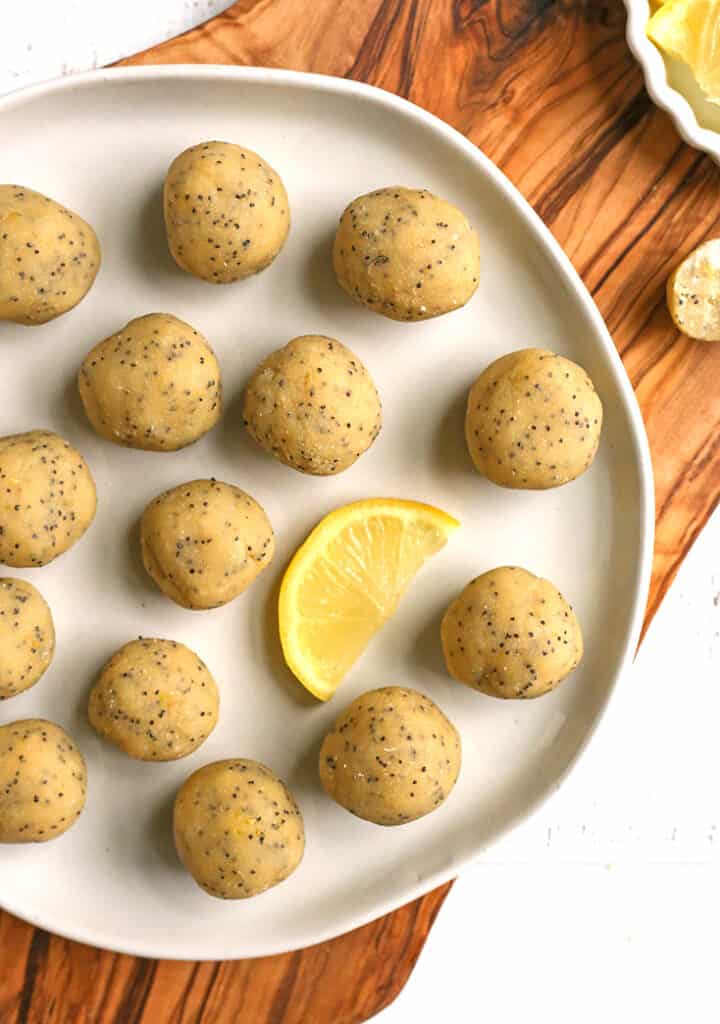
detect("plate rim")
(0, 64), (655, 961)
(624, 0), (720, 164)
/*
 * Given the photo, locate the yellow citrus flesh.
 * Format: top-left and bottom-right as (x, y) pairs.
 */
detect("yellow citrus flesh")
(279, 499), (460, 700)
(647, 0), (720, 102)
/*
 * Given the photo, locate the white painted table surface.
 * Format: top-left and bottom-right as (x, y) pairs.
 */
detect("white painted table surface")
(2, 5), (719, 1022)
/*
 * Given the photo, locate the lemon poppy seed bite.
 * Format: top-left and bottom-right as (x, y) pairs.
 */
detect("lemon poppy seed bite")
(0, 719), (87, 843)
(319, 687), (461, 826)
(243, 335), (382, 475)
(173, 759), (305, 899)
(140, 479), (274, 610)
(88, 638), (219, 761)
(0, 579), (55, 700)
(78, 313), (222, 451)
(163, 141), (290, 283)
(441, 566), (584, 699)
(333, 186), (480, 321)
(0, 430), (97, 568)
(465, 349), (603, 490)
(0, 184), (100, 325)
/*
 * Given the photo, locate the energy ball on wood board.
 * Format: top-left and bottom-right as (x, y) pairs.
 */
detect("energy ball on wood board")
(173, 759), (305, 899)
(319, 686), (461, 826)
(88, 638), (219, 761)
(666, 239), (720, 341)
(441, 566), (583, 699)
(243, 334), (382, 475)
(0, 719), (86, 843)
(0, 184), (100, 325)
(140, 478), (274, 610)
(163, 141), (290, 283)
(465, 348), (603, 490)
(332, 186), (480, 322)
(0, 430), (97, 568)
(78, 313), (222, 451)
(0, 578), (55, 700)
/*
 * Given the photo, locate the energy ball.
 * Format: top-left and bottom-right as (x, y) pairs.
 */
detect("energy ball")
(0, 430), (97, 568)
(173, 759), (305, 899)
(319, 686), (461, 826)
(140, 478), (274, 610)
(0, 719), (86, 843)
(441, 566), (584, 699)
(243, 335), (382, 475)
(666, 239), (720, 341)
(88, 638), (219, 761)
(78, 313), (222, 451)
(332, 186), (480, 322)
(163, 140), (290, 283)
(465, 348), (603, 490)
(0, 184), (100, 325)
(0, 578), (55, 700)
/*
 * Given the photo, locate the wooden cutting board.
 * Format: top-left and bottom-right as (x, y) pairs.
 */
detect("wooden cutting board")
(2, 2), (719, 1021)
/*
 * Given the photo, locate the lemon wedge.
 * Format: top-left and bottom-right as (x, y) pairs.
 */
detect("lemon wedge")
(279, 498), (459, 700)
(647, 0), (720, 102)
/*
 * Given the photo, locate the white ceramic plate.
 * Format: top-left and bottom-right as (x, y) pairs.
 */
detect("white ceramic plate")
(0, 66), (653, 960)
(625, 0), (720, 163)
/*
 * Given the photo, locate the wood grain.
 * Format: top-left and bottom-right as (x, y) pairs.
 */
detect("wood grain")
(3, 1), (720, 1021)
(0, 881), (451, 1023)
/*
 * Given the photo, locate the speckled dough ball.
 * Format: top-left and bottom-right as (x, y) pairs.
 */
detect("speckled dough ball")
(78, 313), (222, 451)
(0, 184), (100, 325)
(140, 479), (274, 610)
(465, 348), (603, 490)
(319, 686), (461, 826)
(163, 141), (290, 283)
(173, 759), (305, 899)
(0, 430), (97, 568)
(88, 638), (219, 761)
(332, 187), (480, 322)
(243, 335), (382, 475)
(0, 579), (55, 700)
(0, 719), (86, 842)
(666, 239), (720, 342)
(441, 566), (583, 699)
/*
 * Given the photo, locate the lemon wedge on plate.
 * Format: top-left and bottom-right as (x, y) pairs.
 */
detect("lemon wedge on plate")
(279, 498), (459, 700)
(647, 0), (720, 102)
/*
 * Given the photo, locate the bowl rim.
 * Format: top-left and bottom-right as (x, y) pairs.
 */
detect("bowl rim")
(624, 0), (720, 163)
(0, 64), (655, 960)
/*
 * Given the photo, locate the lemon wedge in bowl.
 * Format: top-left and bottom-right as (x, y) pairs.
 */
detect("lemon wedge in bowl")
(647, 0), (720, 103)
(279, 498), (459, 700)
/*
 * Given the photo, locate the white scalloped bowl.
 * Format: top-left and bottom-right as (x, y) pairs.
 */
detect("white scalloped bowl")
(625, 0), (720, 162)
